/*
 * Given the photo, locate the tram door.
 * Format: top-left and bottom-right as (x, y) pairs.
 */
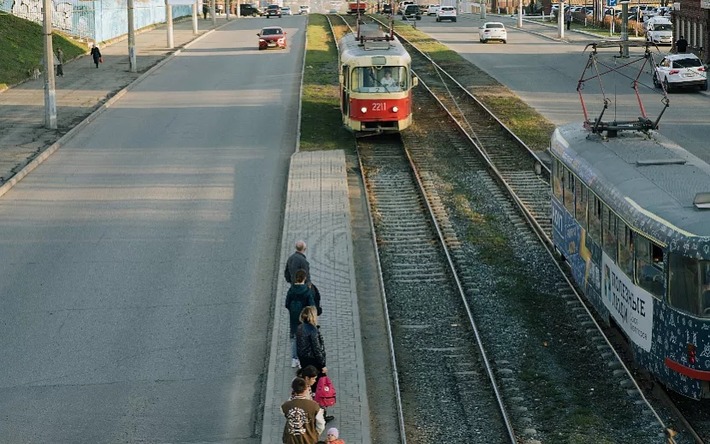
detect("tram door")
(341, 65), (350, 120)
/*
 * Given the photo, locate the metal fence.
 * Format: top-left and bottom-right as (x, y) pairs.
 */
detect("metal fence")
(0, 0), (191, 42)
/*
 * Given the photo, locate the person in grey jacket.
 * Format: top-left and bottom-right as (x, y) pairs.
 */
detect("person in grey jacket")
(285, 240), (322, 314)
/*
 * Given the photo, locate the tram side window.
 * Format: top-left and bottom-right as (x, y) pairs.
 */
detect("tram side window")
(618, 222), (633, 278)
(552, 159), (563, 200)
(635, 236), (663, 298)
(701, 261), (710, 317)
(564, 170), (575, 214)
(575, 182), (587, 230)
(588, 194), (602, 243)
(669, 254), (700, 316)
(602, 206), (617, 261)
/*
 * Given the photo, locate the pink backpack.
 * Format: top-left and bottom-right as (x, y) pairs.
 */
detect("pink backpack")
(314, 375), (337, 407)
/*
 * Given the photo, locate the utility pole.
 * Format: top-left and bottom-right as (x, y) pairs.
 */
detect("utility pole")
(212, 0), (217, 25)
(559, 0), (565, 38)
(621, 1), (629, 57)
(42, 0), (57, 129)
(226, 0), (230, 20)
(193, 0), (199, 33)
(166, 0), (174, 48)
(480, 0), (486, 18)
(128, 0), (137, 72)
(517, 0), (522, 27)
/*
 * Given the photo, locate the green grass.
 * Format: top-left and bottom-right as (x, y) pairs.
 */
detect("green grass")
(0, 12), (87, 89)
(300, 14), (354, 151)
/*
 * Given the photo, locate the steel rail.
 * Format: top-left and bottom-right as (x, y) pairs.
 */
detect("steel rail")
(324, 13), (408, 444)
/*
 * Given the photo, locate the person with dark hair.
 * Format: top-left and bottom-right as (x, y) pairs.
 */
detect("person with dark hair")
(203, 2), (209, 19)
(90, 44), (102, 68)
(676, 35), (688, 53)
(285, 240), (322, 315)
(281, 377), (325, 443)
(55, 48), (64, 77)
(565, 9), (572, 30)
(286, 269), (315, 368)
(292, 365), (319, 400)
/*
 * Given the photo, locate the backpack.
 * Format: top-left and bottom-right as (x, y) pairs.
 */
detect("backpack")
(314, 375), (336, 408)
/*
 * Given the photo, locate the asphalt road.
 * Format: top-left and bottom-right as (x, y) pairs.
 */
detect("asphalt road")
(418, 14), (710, 162)
(0, 17), (305, 443)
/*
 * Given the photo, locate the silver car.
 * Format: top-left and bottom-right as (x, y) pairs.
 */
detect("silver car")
(479, 22), (507, 43)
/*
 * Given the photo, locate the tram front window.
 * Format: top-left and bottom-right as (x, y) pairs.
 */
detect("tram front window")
(635, 236), (663, 298)
(668, 255), (709, 316)
(351, 66), (407, 92)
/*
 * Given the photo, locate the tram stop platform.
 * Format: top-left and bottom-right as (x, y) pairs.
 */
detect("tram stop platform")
(261, 150), (372, 444)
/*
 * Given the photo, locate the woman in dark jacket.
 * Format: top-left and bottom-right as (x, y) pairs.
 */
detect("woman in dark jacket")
(90, 44), (102, 68)
(296, 306), (334, 422)
(285, 270), (315, 368)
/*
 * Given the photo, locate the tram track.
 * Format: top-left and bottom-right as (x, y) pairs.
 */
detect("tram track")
(326, 13), (693, 442)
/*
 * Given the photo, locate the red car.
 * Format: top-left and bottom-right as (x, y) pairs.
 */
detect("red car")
(257, 26), (287, 50)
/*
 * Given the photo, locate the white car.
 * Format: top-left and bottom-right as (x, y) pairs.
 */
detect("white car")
(479, 22), (507, 43)
(653, 53), (708, 92)
(299, 5), (310, 14)
(435, 5), (456, 21)
(281, 6), (292, 15)
(426, 4), (440, 15)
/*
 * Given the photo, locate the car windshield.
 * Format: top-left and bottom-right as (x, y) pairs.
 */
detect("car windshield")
(654, 24), (672, 31)
(261, 28), (283, 35)
(674, 58), (702, 68)
(268, 5), (279, 9)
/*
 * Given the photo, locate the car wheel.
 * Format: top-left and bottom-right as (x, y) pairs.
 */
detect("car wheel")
(652, 73), (660, 88)
(663, 78), (672, 93)
(701, 81), (708, 92)
(436, 17), (440, 21)
(503, 40), (507, 43)
(479, 39), (484, 43)
(453, 18), (456, 21)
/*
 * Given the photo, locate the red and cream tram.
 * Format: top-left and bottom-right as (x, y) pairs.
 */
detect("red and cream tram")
(347, 0), (367, 14)
(337, 22), (417, 134)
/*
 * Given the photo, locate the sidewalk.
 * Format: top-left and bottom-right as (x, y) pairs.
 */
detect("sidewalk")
(0, 16), (227, 190)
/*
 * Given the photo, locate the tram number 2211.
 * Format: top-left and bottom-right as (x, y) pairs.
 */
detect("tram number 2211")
(371, 102), (387, 111)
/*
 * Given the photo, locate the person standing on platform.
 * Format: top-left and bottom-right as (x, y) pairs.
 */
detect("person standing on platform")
(285, 240), (322, 315)
(565, 9), (572, 30)
(281, 377), (325, 444)
(286, 270), (316, 368)
(296, 306), (334, 423)
(202, 2), (209, 19)
(676, 35), (688, 53)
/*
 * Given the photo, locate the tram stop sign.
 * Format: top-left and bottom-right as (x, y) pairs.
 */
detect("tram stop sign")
(607, 0), (617, 5)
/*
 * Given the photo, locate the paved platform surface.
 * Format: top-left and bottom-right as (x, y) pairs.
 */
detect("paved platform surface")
(262, 150), (371, 444)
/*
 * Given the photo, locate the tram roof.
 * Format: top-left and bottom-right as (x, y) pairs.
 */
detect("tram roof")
(552, 123), (710, 241)
(338, 30), (411, 65)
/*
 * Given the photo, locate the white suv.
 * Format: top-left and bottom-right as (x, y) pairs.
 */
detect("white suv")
(436, 5), (456, 21)
(299, 5), (310, 14)
(653, 53), (708, 92)
(426, 4), (440, 15)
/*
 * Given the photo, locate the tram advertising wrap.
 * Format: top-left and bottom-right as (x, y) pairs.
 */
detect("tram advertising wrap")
(602, 254), (653, 352)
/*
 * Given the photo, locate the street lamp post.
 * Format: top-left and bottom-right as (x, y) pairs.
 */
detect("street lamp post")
(42, 0), (57, 129)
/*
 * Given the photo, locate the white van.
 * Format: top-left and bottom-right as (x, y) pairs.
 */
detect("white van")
(645, 16), (673, 46)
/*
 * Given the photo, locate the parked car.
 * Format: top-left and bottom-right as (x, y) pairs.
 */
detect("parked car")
(402, 3), (421, 19)
(299, 4), (311, 14)
(435, 5), (456, 21)
(239, 3), (262, 15)
(479, 21), (507, 43)
(265, 4), (282, 17)
(397, 0), (414, 14)
(282, 6), (293, 15)
(381, 3), (392, 13)
(653, 53), (707, 92)
(258, 26), (287, 50)
(426, 4), (440, 15)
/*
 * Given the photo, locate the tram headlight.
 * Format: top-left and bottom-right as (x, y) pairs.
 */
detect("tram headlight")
(392, 106), (399, 113)
(360, 107), (367, 113)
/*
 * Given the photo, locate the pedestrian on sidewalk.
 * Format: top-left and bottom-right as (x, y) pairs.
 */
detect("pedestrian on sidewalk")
(282, 377), (325, 444)
(55, 48), (64, 77)
(565, 9), (572, 30)
(203, 2), (209, 19)
(676, 35), (688, 53)
(294, 365), (319, 398)
(285, 240), (322, 315)
(90, 44), (102, 68)
(296, 306), (334, 423)
(286, 269), (316, 369)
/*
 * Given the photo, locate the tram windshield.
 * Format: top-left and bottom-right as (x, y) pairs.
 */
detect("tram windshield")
(669, 257), (710, 317)
(350, 66), (407, 92)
